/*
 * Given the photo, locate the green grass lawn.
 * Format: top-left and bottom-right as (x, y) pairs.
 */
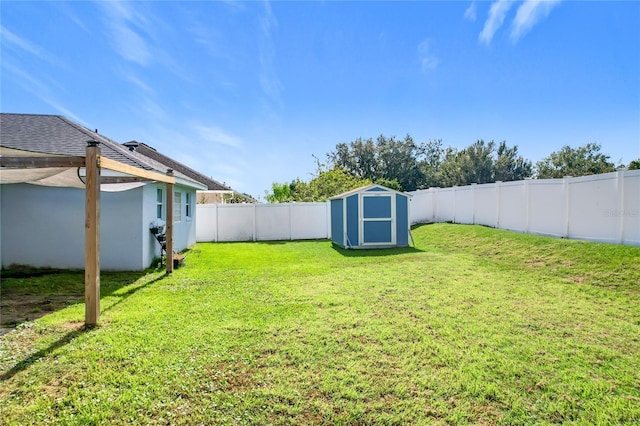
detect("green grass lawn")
(1, 223), (639, 425)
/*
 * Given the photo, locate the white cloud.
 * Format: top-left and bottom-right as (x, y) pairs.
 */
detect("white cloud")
(464, 2), (477, 22)
(99, 2), (152, 66)
(0, 25), (65, 67)
(191, 123), (243, 148)
(41, 98), (86, 125)
(479, 0), (514, 45)
(1, 60), (82, 123)
(114, 26), (152, 66)
(511, 0), (562, 42)
(117, 67), (155, 94)
(258, 1), (282, 108)
(418, 39), (440, 71)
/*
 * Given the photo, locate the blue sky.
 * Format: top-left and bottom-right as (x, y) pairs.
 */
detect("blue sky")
(2, 1), (639, 199)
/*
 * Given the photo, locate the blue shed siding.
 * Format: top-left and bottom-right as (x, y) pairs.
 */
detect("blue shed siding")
(330, 199), (344, 246)
(363, 221), (392, 243)
(363, 196), (392, 218)
(346, 194), (359, 247)
(329, 184), (411, 249)
(396, 195), (409, 246)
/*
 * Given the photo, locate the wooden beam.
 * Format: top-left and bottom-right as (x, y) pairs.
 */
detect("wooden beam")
(166, 170), (174, 274)
(100, 176), (149, 184)
(0, 156), (85, 168)
(85, 142), (101, 326)
(98, 157), (176, 184)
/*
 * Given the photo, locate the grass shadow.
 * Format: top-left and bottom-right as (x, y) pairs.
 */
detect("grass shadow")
(100, 272), (167, 314)
(332, 244), (425, 257)
(0, 324), (93, 381)
(0, 267), (166, 331)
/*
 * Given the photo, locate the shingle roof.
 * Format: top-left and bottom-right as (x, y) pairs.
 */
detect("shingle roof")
(123, 141), (232, 191)
(0, 113), (158, 170)
(0, 113), (202, 189)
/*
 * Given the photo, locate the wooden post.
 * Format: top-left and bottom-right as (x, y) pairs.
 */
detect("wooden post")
(85, 141), (101, 325)
(166, 169), (174, 274)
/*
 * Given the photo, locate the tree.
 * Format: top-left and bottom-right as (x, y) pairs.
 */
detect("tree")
(292, 168), (371, 202)
(535, 143), (615, 178)
(628, 159), (640, 170)
(494, 141), (533, 182)
(430, 140), (532, 187)
(329, 134), (426, 191)
(223, 192), (256, 204)
(420, 139), (446, 188)
(459, 140), (496, 184)
(264, 182), (294, 203)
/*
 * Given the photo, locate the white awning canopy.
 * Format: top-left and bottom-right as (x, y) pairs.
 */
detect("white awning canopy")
(0, 147), (171, 191)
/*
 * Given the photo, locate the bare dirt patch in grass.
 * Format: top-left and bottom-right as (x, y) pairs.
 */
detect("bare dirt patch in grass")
(1, 292), (82, 334)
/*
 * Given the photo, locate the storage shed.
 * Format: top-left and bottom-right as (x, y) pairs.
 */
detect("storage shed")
(330, 184), (411, 249)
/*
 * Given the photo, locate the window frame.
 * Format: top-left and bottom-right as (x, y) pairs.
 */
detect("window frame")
(174, 191), (182, 222)
(156, 188), (164, 220)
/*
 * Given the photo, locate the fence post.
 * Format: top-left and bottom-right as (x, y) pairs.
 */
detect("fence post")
(453, 186), (457, 223)
(289, 203), (293, 240)
(215, 204), (219, 242)
(495, 181), (502, 229)
(252, 204), (257, 242)
(564, 176), (571, 239)
(326, 201), (331, 239)
(525, 178), (531, 233)
(617, 169), (625, 244)
(432, 188), (438, 222)
(471, 183), (477, 225)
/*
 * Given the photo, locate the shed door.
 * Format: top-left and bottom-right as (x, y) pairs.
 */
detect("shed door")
(359, 193), (396, 246)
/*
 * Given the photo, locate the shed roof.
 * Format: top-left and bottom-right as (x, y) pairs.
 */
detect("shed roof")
(329, 184), (412, 200)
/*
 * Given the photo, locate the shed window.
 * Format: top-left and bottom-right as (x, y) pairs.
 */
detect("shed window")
(174, 191), (182, 222)
(156, 188), (164, 219)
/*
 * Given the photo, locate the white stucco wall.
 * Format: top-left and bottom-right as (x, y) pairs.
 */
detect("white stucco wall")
(0, 182), (198, 271)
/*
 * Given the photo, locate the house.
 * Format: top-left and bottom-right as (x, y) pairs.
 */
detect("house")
(0, 113), (207, 271)
(329, 184), (412, 249)
(122, 141), (256, 204)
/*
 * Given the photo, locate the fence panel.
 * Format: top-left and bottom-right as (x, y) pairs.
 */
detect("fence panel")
(408, 170), (639, 246)
(196, 204), (218, 242)
(435, 188), (454, 222)
(291, 203), (329, 240)
(528, 179), (566, 237)
(217, 205), (255, 241)
(498, 181), (527, 232)
(475, 184), (497, 227)
(454, 187), (474, 224)
(409, 189), (433, 224)
(255, 204), (291, 241)
(197, 202), (330, 242)
(197, 171), (639, 246)
(569, 174), (619, 243)
(623, 173), (640, 245)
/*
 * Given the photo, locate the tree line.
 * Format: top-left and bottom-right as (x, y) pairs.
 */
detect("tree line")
(265, 135), (639, 203)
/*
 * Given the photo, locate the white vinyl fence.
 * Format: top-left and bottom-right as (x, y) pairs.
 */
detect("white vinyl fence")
(408, 169), (640, 246)
(196, 202), (330, 242)
(196, 170), (639, 246)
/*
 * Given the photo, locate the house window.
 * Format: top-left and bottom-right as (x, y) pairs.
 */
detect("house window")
(156, 188), (163, 219)
(186, 192), (192, 219)
(174, 191), (182, 222)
